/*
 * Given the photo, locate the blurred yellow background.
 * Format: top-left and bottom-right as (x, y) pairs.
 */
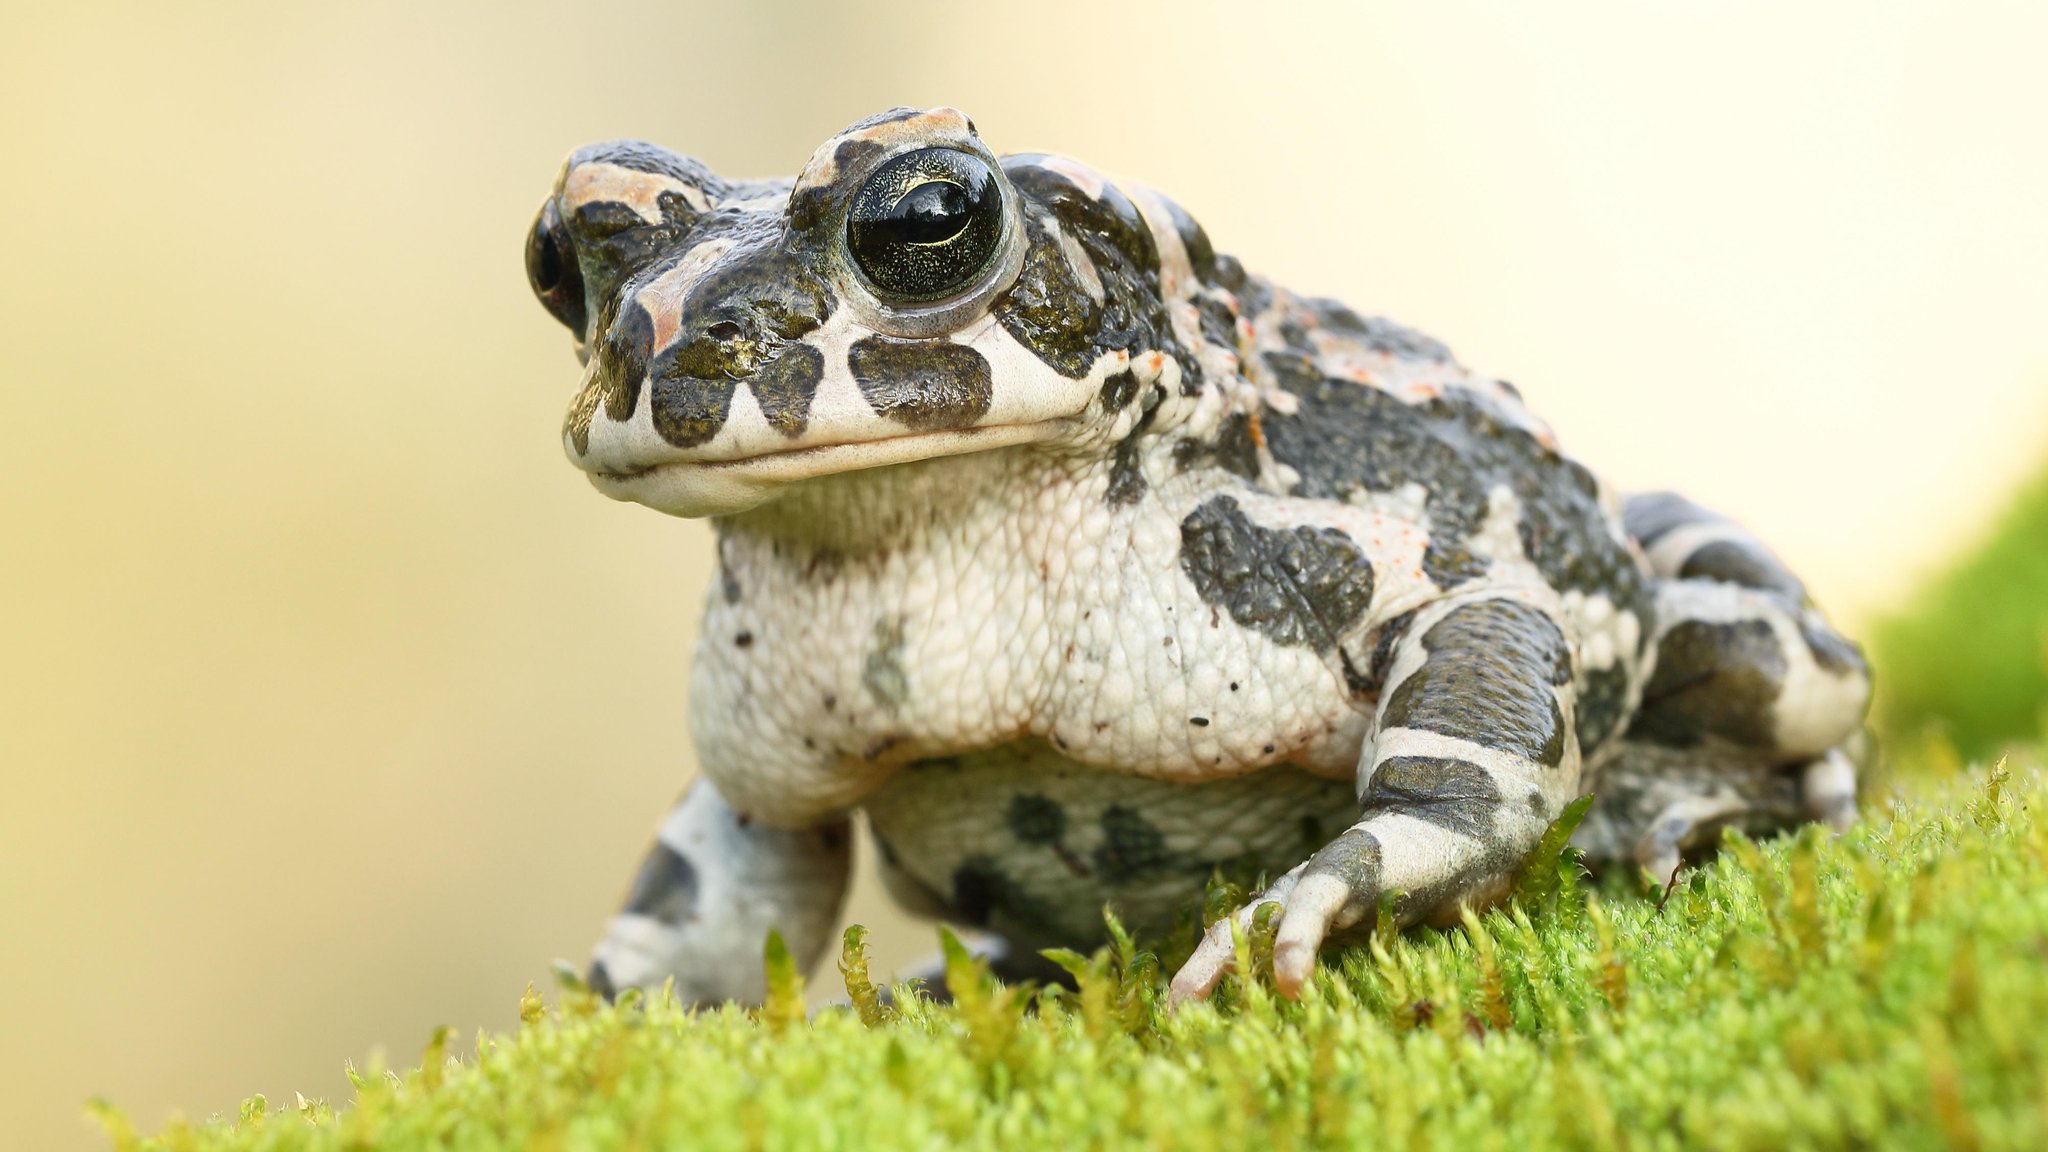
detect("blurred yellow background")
(3, 1), (2045, 1146)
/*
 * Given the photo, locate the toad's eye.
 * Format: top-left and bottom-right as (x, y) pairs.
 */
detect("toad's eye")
(846, 148), (1003, 302)
(525, 199), (588, 336)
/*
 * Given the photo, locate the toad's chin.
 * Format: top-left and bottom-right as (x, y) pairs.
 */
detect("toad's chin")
(582, 419), (1072, 518)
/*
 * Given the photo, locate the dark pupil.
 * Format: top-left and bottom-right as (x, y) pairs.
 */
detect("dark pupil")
(846, 148), (1003, 302)
(890, 182), (972, 244)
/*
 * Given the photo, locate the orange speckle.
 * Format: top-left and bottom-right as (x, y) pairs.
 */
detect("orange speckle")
(1246, 408), (1268, 451)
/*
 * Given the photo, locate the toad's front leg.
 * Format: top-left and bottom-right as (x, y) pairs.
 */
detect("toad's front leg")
(1171, 596), (1580, 1003)
(588, 778), (852, 1006)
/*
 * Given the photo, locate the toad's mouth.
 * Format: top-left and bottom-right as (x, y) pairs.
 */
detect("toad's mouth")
(583, 418), (1073, 518)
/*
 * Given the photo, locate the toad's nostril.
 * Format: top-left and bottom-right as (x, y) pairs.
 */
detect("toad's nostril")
(707, 320), (743, 341)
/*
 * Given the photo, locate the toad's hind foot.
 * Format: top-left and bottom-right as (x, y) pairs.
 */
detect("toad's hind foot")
(1800, 743), (1861, 832)
(1570, 492), (1874, 882)
(1577, 739), (1865, 884)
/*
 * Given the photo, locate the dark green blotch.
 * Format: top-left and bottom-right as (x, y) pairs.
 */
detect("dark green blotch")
(861, 616), (909, 710)
(621, 842), (699, 925)
(1155, 193), (1217, 281)
(717, 538), (742, 603)
(1681, 540), (1806, 601)
(1178, 495), (1375, 651)
(832, 135), (887, 180)
(575, 200), (651, 239)
(1006, 793), (1067, 845)
(647, 217), (834, 448)
(1380, 600), (1571, 767)
(1621, 490), (1716, 548)
(1362, 756), (1502, 839)
(950, 856), (1031, 927)
(749, 344), (824, 438)
(1301, 827), (1384, 898)
(655, 190), (699, 228)
(1339, 650), (1375, 697)
(560, 143), (723, 325)
(1104, 394), (1159, 508)
(1422, 538), (1489, 589)
(1363, 610), (1417, 698)
(1230, 268), (1270, 318)
(1259, 354), (1652, 631)
(994, 158), (1195, 388)
(1008, 160), (1157, 286)
(1171, 413), (1261, 481)
(1098, 368), (1140, 414)
(1214, 414), (1262, 478)
(564, 378), (600, 456)
(1092, 805), (1170, 884)
(847, 337), (993, 431)
(1575, 661), (1632, 754)
(1278, 317), (1316, 357)
(786, 182), (832, 234)
(596, 300), (654, 423)
(1631, 619), (1786, 749)
(648, 364), (736, 448)
(1106, 436), (1147, 507)
(1194, 294), (1238, 351)
(989, 207), (1102, 378)
(1801, 619), (1868, 677)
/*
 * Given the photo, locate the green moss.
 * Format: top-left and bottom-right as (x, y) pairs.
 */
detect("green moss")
(99, 759), (2048, 1151)
(1876, 464), (2048, 760)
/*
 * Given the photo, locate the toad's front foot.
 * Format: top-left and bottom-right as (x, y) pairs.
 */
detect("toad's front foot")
(1170, 824), (1388, 1003)
(1171, 596), (1581, 1006)
(589, 779), (852, 1006)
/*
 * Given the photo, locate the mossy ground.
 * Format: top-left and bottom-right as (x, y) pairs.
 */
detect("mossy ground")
(101, 470), (2048, 1151)
(95, 759), (2048, 1151)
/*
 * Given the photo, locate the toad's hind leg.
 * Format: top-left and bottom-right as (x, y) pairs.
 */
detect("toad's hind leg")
(1577, 494), (1872, 879)
(1173, 595), (1583, 1004)
(1573, 739), (1867, 884)
(1623, 492), (1870, 762)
